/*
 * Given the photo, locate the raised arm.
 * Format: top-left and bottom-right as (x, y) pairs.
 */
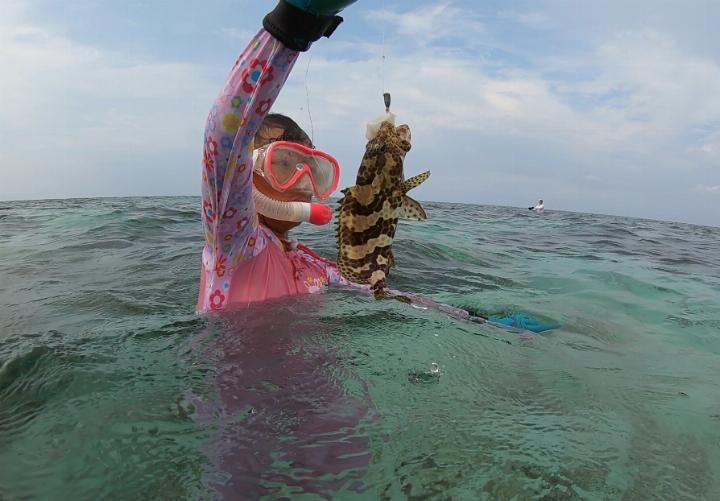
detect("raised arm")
(200, 0), (359, 270)
(200, 30), (298, 265)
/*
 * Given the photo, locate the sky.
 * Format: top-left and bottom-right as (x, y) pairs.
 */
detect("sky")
(1, 0), (719, 226)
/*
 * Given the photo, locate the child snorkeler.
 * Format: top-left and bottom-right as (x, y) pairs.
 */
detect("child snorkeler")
(196, 0), (558, 333)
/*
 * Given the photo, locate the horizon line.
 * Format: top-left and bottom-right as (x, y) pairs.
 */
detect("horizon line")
(1, 194), (717, 229)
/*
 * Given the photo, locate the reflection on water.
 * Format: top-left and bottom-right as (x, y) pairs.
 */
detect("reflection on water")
(193, 301), (373, 498)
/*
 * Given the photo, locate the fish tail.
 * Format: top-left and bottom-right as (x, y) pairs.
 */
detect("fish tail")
(372, 282), (386, 300)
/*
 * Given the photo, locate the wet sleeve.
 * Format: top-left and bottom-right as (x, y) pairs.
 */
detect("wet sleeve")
(327, 266), (474, 321)
(200, 29), (300, 268)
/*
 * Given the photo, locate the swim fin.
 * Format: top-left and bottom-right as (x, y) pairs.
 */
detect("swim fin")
(454, 304), (560, 334)
(488, 313), (560, 333)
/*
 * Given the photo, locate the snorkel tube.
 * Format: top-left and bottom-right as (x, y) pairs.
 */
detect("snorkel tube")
(253, 189), (333, 225)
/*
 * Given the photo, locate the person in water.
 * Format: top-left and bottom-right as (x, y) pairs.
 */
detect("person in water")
(196, 0), (357, 312)
(196, 0), (444, 312)
(529, 199), (544, 213)
(195, 0), (559, 333)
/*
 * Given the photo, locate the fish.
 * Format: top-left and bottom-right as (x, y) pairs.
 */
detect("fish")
(336, 120), (430, 299)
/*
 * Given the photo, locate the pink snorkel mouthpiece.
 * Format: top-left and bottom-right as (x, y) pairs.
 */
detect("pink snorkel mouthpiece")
(309, 204), (333, 225)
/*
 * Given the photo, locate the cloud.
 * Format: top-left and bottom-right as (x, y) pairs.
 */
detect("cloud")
(688, 128), (720, 165)
(356, 6), (720, 167)
(366, 2), (485, 48)
(0, 2), (215, 199)
(277, 5), (720, 225)
(498, 11), (553, 30)
(697, 184), (720, 194)
(696, 143), (720, 159)
(301, 26), (720, 163)
(553, 31), (720, 143)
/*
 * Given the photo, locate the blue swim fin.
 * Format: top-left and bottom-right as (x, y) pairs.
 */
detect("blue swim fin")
(454, 304), (561, 334)
(488, 313), (560, 333)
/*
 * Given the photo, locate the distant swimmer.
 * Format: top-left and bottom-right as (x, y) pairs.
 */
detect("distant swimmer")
(528, 199), (544, 213)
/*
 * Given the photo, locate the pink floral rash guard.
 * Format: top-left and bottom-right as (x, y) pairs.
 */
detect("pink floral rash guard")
(196, 28), (473, 322)
(197, 29), (351, 312)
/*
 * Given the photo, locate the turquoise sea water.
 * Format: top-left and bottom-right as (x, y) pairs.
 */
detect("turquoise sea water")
(1, 197), (719, 500)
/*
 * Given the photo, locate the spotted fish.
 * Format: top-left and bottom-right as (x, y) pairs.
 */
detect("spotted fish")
(336, 120), (430, 299)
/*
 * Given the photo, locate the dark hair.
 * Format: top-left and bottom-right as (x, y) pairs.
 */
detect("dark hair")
(257, 113), (312, 146)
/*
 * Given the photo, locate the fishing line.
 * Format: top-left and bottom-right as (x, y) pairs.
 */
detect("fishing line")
(301, 54), (328, 183)
(303, 54), (315, 146)
(380, 0), (387, 94)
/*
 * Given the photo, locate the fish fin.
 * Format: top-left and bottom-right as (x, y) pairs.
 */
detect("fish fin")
(402, 170), (431, 193)
(398, 195), (427, 220)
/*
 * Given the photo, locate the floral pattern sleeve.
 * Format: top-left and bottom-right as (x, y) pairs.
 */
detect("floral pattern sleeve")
(201, 29), (299, 276)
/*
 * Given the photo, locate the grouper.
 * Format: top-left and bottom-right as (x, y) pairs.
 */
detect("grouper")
(336, 117), (430, 299)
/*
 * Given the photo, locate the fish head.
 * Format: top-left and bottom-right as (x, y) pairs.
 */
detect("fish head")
(373, 121), (411, 156)
(356, 121), (413, 186)
(396, 124), (411, 147)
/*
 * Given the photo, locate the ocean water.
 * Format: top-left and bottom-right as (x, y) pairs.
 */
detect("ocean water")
(1, 196), (719, 500)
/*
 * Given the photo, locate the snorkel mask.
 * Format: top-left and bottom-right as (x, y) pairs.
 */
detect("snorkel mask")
(252, 141), (340, 225)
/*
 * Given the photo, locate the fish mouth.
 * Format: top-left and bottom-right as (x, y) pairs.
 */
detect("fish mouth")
(396, 124), (411, 143)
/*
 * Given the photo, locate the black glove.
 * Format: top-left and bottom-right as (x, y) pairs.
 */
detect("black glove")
(263, 0), (356, 51)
